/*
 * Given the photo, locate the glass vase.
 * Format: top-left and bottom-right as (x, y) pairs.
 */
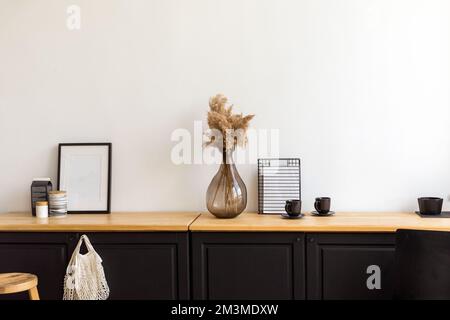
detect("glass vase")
(206, 150), (247, 218)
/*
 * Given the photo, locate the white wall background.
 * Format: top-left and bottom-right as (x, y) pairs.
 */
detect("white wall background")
(1, 0), (450, 213)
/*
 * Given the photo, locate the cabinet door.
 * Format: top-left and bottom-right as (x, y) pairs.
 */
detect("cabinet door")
(0, 233), (70, 300)
(84, 233), (189, 300)
(307, 233), (395, 300)
(192, 232), (305, 300)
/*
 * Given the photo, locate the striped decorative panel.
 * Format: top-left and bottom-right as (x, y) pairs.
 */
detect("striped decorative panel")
(258, 158), (301, 214)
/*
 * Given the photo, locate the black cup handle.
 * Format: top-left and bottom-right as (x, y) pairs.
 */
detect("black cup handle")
(285, 202), (292, 213)
(314, 200), (320, 212)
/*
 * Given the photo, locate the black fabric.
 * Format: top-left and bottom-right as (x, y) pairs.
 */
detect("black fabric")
(394, 229), (450, 299)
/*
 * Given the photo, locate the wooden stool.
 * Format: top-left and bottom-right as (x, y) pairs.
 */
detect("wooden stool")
(0, 273), (40, 300)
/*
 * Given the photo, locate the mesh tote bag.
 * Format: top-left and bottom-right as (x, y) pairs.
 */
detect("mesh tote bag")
(63, 235), (110, 300)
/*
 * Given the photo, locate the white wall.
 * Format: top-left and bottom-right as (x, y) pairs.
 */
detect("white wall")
(1, 0), (450, 213)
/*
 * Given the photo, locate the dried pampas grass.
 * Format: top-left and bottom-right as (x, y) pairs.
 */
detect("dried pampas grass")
(206, 94), (254, 151)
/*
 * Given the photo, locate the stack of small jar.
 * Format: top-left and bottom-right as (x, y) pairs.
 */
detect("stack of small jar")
(48, 191), (68, 217)
(35, 191), (68, 218)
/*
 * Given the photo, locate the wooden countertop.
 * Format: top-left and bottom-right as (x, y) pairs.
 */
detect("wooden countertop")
(189, 212), (450, 232)
(0, 212), (200, 232)
(2, 211), (450, 233)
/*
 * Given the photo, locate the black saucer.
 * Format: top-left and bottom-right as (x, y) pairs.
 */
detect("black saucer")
(281, 212), (304, 219)
(311, 211), (335, 216)
(415, 211), (450, 218)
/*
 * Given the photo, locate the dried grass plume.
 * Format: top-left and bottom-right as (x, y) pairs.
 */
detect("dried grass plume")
(206, 94), (254, 151)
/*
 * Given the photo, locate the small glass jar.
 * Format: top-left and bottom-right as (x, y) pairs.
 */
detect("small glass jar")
(35, 201), (49, 218)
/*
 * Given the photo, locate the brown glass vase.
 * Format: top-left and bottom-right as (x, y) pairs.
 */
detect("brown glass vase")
(206, 150), (247, 218)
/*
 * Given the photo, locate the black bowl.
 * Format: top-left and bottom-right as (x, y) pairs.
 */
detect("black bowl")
(418, 197), (443, 215)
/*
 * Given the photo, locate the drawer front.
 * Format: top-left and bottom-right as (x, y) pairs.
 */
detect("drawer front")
(307, 233), (395, 300)
(192, 232), (305, 300)
(0, 233), (70, 300)
(85, 233), (189, 300)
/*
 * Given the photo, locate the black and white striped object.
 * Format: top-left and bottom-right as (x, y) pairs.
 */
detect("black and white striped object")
(258, 158), (301, 214)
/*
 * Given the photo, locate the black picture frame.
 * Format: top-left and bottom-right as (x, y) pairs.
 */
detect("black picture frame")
(57, 143), (112, 214)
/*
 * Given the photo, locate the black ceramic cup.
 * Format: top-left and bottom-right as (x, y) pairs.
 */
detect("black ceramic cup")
(418, 197), (443, 215)
(285, 200), (301, 217)
(314, 197), (331, 214)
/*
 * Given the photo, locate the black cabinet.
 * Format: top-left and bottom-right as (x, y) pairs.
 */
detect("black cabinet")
(306, 233), (396, 300)
(0, 231), (398, 300)
(0, 232), (189, 300)
(86, 233), (189, 300)
(192, 232), (305, 300)
(0, 233), (70, 300)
